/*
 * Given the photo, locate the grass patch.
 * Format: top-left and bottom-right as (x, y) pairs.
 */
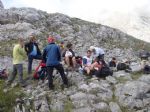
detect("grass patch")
(116, 77), (129, 83)
(0, 80), (25, 112)
(120, 106), (136, 112)
(64, 99), (73, 112)
(131, 71), (143, 80)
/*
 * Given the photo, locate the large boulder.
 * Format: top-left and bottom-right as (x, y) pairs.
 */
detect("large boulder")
(115, 81), (150, 110)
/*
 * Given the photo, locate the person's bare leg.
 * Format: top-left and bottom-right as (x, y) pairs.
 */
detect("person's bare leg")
(72, 57), (76, 68)
(84, 67), (90, 75)
(65, 56), (71, 67)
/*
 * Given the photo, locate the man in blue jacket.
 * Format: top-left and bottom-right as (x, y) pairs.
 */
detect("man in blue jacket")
(43, 36), (68, 90)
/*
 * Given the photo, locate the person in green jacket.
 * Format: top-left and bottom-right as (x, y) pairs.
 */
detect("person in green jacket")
(7, 38), (26, 87)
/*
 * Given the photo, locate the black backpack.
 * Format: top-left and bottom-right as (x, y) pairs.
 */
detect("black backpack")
(95, 66), (113, 78)
(117, 63), (127, 70)
(143, 65), (150, 74)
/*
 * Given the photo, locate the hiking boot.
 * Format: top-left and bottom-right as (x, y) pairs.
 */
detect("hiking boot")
(19, 82), (27, 87)
(49, 85), (54, 90)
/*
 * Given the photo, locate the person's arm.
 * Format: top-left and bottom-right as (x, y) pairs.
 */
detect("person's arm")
(62, 50), (66, 57)
(24, 43), (29, 55)
(70, 50), (75, 57)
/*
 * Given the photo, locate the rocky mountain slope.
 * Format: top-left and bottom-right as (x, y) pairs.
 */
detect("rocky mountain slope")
(1, 6), (150, 68)
(0, 0), (150, 59)
(8, 71), (149, 112)
(0, 0), (150, 112)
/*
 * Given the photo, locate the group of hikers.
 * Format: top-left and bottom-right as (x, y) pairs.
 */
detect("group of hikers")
(0, 35), (150, 90)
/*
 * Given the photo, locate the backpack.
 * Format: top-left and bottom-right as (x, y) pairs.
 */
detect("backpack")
(0, 69), (8, 79)
(143, 65), (150, 74)
(33, 61), (47, 80)
(117, 63), (127, 70)
(95, 66), (113, 78)
(33, 67), (47, 80)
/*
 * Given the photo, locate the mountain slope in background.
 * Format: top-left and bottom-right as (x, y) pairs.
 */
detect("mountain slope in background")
(0, 0), (150, 61)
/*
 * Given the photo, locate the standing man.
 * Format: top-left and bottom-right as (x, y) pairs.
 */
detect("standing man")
(25, 35), (42, 75)
(7, 38), (26, 87)
(43, 36), (68, 90)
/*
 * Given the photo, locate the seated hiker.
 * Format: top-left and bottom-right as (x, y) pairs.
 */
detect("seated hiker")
(140, 59), (150, 74)
(89, 57), (104, 75)
(109, 57), (117, 71)
(89, 46), (105, 60)
(75, 56), (82, 68)
(139, 47), (150, 69)
(109, 57), (117, 67)
(82, 50), (93, 75)
(62, 42), (76, 69)
(117, 59), (132, 72)
(92, 58), (113, 78)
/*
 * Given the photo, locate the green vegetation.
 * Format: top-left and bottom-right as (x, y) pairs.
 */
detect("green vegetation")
(116, 76), (129, 83)
(64, 100), (73, 112)
(131, 71), (143, 80)
(0, 80), (25, 112)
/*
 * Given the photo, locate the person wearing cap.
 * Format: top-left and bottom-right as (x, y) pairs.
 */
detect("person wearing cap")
(43, 36), (68, 90)
(25, 35), (42, 75)
(89, 46), (105, 60)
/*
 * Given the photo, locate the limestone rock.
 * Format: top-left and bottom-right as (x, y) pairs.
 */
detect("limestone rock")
(0, 0), (4, 9)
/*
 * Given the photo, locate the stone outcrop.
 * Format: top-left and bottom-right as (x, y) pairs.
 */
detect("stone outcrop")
(12, 71), (150, 112)
(0, 0), (4, 9)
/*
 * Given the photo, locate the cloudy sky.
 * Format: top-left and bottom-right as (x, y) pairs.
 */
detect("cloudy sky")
(2, 0), (150, 23)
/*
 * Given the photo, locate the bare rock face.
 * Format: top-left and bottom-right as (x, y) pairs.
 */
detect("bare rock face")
(0, 0), (4, 9)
